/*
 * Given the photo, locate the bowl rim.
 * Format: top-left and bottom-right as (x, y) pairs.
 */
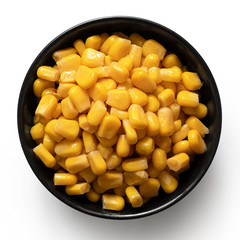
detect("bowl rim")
(17, 16), (222, 220)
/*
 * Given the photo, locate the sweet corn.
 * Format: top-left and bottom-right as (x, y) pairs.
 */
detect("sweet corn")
(87, 150), (107, 175)
(100, 35), (118, 54)
(105, 152), (122, 170)
(33, 79), (55, 97)
(92, 180), (106, 194)
(167, 153), (190, 172)
(172, 140), (195, 155)
(31, 123), (45, 140)
(169, 103), (180, 121)
(122, 157), (148, 172)
(61, 96), (78, 119)
(85, 35), (102, 50)
(104, 55), (113, 66)
(110, 108), (129, 120)
(158, 107), (175, 137)
(93, 66), (110, 78)
(37, 66), (60, 82)
(79, 167), (96, 183)
(97, 143), (113, 160)
(87, 100), (107, 126)
(152, 148), (167, 171)
(95, 133), (118, 147)
(98, 78), (117, 90)
(152, 84), (164, 97)
(185, 116), (209, 137)
(162, 53), (182, 68)
(118, 55), (133, 71)
(65, 154), (89, 174)
(102, 194), (125, 211)
(142, 39), (166, 60)
(51, 103), (62, 119)
(45, 119), (63, 142)
(43, 134), (56, 155)
(188, 129), (206, 154)
(65, 182), (91, 195)
(145, 112), (160, 137)
(53, 173), (78, 185)
(109, 62), (129, 83)
(174, 119), (182, 132)
(171, 124), (190, 144)
(136, 136), (155, 156)
(52, 47), (77, 62)
(148, 67), (162, 84)
(143, 95), (159, 113)
(146, 162), (160, 178)
(56, 83), (75, 99)
(129, 33), (145, 47)
(182, 103), (208, 119)
(158, 88), (175, 107)
(129, 87), (148, 106)
(75, 65), (97, 89)
(143, 53), (160, 68)
(56, 54), (81, 73)
(177, 90), (199, 107)
(86, 189), (100, 202)
(54, 118), (79, 141)
(33, 143), (56, 168)
(88, 83), (108, 102)
(100, 33), (109, 43)
(79, 114), (98, 134)
(116, 135), (130, 157)
(41, 87), (58, 99)
(35, 94), (58, 119)
(106, 89), (131, 110)
(113, 183), (128, 197)
(154, 135), (172, 152)
(158, 170), (178, 194)
(122, 119), (138, 144)
(159, 66), (182, 83)
(82, 131), (97, 153)
(68, 85), (91, 113)
(182, 72), (202, 90)
(108, 37), (131, 61)
(131, 69), (156, 93)
(124, 171), (148, 186)
(128, 104), (148, 129)
(117, 78), (133, 90)
(97, 171), (123, 190)
(73, 39), (86, 56)
(139, 178), (160, 198)
(81, 48), (105, 68)
(54, 138), (82, 158)
(125, 186), (143, 208)
(129, 44), (142, 68)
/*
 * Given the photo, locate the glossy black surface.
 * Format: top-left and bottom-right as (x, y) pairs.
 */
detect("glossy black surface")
(17, 17), (222, 219)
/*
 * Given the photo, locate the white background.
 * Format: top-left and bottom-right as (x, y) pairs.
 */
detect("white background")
(1, 0), (239, 239)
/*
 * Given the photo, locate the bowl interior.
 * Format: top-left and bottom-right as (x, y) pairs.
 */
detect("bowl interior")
(18, 17), (222, 219)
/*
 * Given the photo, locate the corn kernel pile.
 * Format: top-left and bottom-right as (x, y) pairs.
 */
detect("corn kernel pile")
(31, 32), (209, 211)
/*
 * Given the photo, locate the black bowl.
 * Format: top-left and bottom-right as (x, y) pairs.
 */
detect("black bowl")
(17, 16), (222, 219)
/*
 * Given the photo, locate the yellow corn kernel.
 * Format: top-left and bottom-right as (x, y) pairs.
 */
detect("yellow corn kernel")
(113, 182), (128, 197)
(172, 140), (195, 155)
(54, 173), (78, 185)
(68, 85), (90, 113)
(129, 87), (148, 106)
(129, 33), (145, 47)
(182, 103), (208, 119)
(118, 55), (133, 71)
(146, 162), (160, 178)
(152, 84), (164, 97)
(102, 194), (125, 211)
(92, 180), (105, 194)
(174, 120), (182, 133)
(56, 54), (81, 73)
(167, 152), (190, 172)
(154, 135), (172, 152)
(45, 119), (63, 142)
(131, 69), (156, 93)
(56, 83), (75, 99)
(158, 107), (175, 137)
(33, 143), (56, 168)
(185, 116), (209, 137)
(182, 72), (202, 90)
(129, 44), (142, 68)
(171, 124), (190, 144)
(130, 66), (147, 77)
(109, 62), (129, 83)
(188, 129), (207, 154)
(169, 103), (180, 121)
(143, 53), (160, 68)
(51, 103), (61, 119)
(128, 104), (148, 129)
(139, 178), (160, 198)
(37, 66), (60, 82)
(93, 66), (110, 78)
(117, 78), (133, 90)
(105, 152), (122, 170)
(158, 170), (178, 194)
(97, 171), (123, 190)
(30, 123), (45, 140)
(81, 48), (105, 68)
(100, 35), (118, 54)
(52, 47), (77, 62)
(87, 100), (107, 127)
(122, 119), (138, 144)
(159, 66), (182, 83)
(73, 39), (86, 56)
(35, 94), (58, 119)
(95, 133), (118, 148)
(54, 138), (82, 158)
(88, 83), (108, 102)
(158, 88), (175, 107)
(116, 135), (130, 158)
(85, 35), (102, 50)
(148, 67), (162, 84)
(61, 96), (78, 119)
(79, 167), (96, 183)
(106, 89), (131, 110)
(125, 186), (143, 208)
(65, 154), (89, 174)
(41, 87), (58, 99)
(33, 79), (55, 97)
(78, 114), (98, 134)
(98, 78), (117, 90)
(65, 182), (90, 195)
(75, 65), (97, 89)
(143, 95), (159, 113)
(145, 112), (160, 137)
(177, 90), (199, 107)
(136, 136), (155, 156)
(162, 53), (183, 68)
(122, 157), (148, 172)
(86, 189), (100, 202)
(162, 81), (177, 94)
(152, 148), (167, 171)
(142, 39), (166, 60)
(43, 134), (56, 155)
(82, 131), (97, 153)
(108, 37), (131, 61)
(124, 171), (148, 186)
(104, 55), (113, 66)
(176, 81), (188, 93)
(110, 107), (129, 120)
(87, 150), (107, 175)
(100, 32), (109, 43)
(97, 143), (113, 160)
